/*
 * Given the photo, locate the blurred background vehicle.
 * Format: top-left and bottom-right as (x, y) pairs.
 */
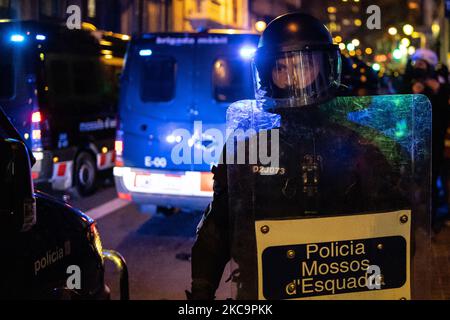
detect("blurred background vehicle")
(0, 106), (128, 300)
(0, 21), (127, 196)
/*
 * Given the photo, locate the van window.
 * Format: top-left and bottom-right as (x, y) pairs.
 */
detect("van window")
(213, 58), (251, 103)
(73, 60), (100, 96)
(0, 47), (14, 99)
(49, 60), (71, 97)
(140, 56), (176, 102)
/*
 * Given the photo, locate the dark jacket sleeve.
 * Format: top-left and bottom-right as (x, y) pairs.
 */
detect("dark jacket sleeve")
(191, 163), (231, 299)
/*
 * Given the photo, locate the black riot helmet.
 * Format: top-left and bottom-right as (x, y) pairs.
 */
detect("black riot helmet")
(254, 12), (342, 108)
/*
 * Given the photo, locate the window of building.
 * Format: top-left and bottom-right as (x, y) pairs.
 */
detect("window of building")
(88, 0), (96, 18)
(140, 56), (176, 102)
(0, 0), (10, 8)
(39, 0), (67, 19)
(0, 0), (11, 19)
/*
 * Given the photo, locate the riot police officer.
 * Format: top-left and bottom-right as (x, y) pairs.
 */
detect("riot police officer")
(190, 13), (427, 300)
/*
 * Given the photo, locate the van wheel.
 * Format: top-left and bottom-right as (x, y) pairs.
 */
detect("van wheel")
(75, 151), (97, 196)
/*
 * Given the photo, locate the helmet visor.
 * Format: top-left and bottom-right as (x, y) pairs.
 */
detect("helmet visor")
(254, 49), (341, 107)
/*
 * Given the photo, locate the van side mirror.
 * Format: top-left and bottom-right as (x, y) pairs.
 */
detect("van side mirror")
(0, 139), (36, 233)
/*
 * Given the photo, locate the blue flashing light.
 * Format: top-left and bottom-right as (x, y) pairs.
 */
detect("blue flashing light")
(11, 34), (25, 42)
(139, 49), (153, 57)
(36, 35), (46, 41)
(239, 46), (257, 59)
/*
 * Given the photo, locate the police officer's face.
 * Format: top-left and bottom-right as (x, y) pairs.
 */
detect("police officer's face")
(271, 55), (321, 90)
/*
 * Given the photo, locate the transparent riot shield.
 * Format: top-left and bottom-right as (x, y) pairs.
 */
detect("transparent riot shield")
(225, 95), (431, 300)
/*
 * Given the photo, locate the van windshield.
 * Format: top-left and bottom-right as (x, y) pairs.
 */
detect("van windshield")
(213, 58), (252, 103)
(0, 46), (14, 99)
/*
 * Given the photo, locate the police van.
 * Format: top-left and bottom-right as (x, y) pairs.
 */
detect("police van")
(0, 106), (128, 300)
(0, 21), (128, 196)
(114, 31), (259, 212)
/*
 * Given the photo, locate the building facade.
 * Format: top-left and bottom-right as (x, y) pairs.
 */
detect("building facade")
(0, 0), (251, 34)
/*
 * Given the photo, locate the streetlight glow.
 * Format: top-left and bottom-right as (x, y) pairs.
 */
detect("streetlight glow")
(255, 21), (267, 33)
(327, 6), (337, 13)
(393, 49), (402, 60)
(403, 24), (414, 36)
(400, 38), (411, 47)
(432, 23), (440, 35)
(388, 27), (398, 36)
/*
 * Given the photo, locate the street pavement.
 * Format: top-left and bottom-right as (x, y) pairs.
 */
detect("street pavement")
(64, 184), (450, 300)
(432, 224), (450, 300)
(68, 184), (232, 300)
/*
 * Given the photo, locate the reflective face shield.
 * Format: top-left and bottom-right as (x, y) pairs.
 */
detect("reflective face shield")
(254, 48), (342, 108)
